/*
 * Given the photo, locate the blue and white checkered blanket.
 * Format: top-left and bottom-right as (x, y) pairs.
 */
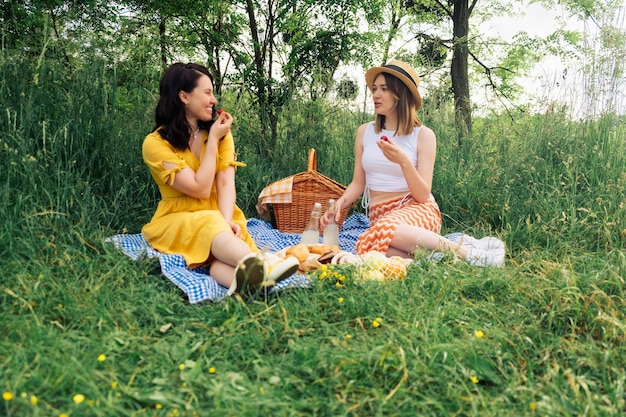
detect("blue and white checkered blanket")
(106, 213), (475, 303)
(106, 213), (372, 303)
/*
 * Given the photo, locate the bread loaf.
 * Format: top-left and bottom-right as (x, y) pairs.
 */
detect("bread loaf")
(285, 244), (310, 263)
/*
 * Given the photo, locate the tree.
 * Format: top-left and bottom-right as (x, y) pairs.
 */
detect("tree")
(358, 0), (475, 143)
(231, 0), (372, 158)
(529, 0), (626, 117)
(1, 0), (119, 68)
(404, 0), (582, 144)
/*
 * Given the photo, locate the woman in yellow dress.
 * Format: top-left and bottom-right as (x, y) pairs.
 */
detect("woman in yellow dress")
(142, 62), (298, 296)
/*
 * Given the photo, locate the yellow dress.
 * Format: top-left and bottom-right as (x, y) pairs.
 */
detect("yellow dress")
(141, 129), (258, 269)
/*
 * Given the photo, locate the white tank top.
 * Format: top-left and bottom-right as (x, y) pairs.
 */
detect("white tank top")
(361, 122), (421, 192)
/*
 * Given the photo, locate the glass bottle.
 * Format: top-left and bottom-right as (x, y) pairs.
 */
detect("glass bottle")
(301, 202), (322, 244)
(323, 199), (339, 247)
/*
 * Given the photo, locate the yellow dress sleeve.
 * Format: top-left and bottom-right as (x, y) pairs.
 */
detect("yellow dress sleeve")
(142, 130), (190, 185)
(216, 132), (246, 172)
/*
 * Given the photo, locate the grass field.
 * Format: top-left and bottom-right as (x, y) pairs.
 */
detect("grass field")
(1, 58), (626, 416)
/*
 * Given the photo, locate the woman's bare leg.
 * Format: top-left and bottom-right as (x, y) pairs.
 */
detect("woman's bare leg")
(388, 224), (505, 267)
(209, 261), (237, 287)
(388, 224), (468, 258)
(385, 246), (410, 258)
(211, 231), (256, 266)
(207, 232), (299, 289)
(209, 231), (256, 287)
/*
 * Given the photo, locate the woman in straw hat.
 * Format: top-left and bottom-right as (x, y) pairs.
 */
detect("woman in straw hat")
(322, 60), (504, 266)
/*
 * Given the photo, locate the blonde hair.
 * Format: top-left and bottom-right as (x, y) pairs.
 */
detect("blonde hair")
(373, 74), (422, 136)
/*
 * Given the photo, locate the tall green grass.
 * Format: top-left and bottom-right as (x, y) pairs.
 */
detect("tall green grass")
(1, 51), (626, 416)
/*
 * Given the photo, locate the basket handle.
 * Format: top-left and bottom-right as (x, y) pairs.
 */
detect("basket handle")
(307, 148), (317, 172)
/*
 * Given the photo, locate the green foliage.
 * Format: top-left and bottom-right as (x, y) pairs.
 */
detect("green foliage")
(433, 110), (626, 253)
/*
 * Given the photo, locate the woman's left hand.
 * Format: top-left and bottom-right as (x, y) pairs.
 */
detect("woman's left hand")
(229, 221), (241, 237)
(378, 138), (408, 165)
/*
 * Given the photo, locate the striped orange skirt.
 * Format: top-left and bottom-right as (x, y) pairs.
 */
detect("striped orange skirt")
(356, 194), (442, 255)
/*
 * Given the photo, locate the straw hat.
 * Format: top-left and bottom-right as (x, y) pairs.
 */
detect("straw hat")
(365, 60), (422, 110)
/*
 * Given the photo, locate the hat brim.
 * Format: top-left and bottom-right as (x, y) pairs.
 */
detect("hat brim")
(365, 66), (422, 110)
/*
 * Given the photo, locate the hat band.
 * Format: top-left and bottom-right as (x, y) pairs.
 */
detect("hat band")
(385, 64), (417, 87)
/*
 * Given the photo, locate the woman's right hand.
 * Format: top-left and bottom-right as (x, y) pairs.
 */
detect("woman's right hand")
(321, 198), (344, 227)
(320, 210), (331, 228)
(209, 110), (233, 140)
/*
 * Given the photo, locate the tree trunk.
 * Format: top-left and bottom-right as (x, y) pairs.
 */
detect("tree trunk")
(245, 0), (276, 158)
(159, 19), (167, 68)
(451, 0), (472, 146)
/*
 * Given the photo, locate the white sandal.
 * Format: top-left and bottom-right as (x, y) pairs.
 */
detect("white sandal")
(261, 253), (300, 287)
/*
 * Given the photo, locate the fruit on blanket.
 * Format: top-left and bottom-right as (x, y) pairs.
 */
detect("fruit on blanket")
(360, 251), (408, 281)
(380, 256), (408, 280)
(356, 264), (386, 282)
(363, 251), (387, 269)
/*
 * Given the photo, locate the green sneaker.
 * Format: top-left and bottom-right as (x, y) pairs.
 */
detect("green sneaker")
(232, 253), (265, 295)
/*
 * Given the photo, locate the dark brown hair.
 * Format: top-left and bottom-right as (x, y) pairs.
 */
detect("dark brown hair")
(154, 63), (215, 151)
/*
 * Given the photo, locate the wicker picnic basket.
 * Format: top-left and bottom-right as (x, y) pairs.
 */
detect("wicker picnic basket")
(272, 148), (350, 233)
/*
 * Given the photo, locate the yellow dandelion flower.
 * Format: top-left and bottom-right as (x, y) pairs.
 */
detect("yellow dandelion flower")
(335, 282), (343, 287)
(529, 402), (537, 412)
(475, 330), (485, 339)
(3, 392), (13, 401)
(60, 414), (69, 417)
(470, 376), (479, 384)
(182, 382), (187, 388)
(345, 334), (352, 339)
(111, 381), (118, 388)
(178, 363), (186, 370)
(20, 392), (27, 398)
(372, 318), (382, 328)
(338, 297), (344, 303)
(73, 393), (85, 404)
(208, 367), (216, 374)
(97, 353), (106, 362)
(30, 395), (38, 405)
(155, 403), (163, 409)
(259, 387), (265, 395)
(319, 267), (333, 280)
